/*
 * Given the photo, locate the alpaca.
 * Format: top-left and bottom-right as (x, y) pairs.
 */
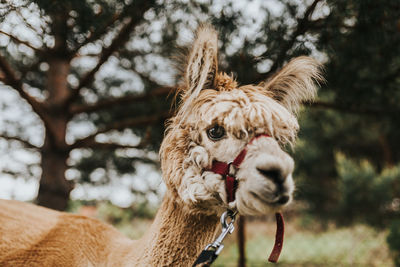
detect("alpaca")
(0, 26), (323, 267)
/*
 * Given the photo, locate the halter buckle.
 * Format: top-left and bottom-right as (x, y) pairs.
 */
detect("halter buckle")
(227, 162), (238, 177)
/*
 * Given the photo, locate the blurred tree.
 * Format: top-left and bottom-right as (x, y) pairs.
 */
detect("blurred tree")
(1, 0), (399, 265)
(388, 219), (400, 267)
(293, 0), (400, 222)
(335, 153), (399, 227)
(0, 0), (326, 211)
(0, 0), (176, 210)
(0, 0), (398, 224)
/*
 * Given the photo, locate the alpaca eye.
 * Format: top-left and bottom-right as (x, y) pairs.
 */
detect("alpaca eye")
(207, 125), (225, 141)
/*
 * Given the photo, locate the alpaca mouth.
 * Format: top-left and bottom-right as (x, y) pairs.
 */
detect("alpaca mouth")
(250, 191), (291, 206)
(272, 195), (290, 205)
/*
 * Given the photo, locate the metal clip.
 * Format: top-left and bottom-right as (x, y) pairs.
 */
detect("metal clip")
(203, 210), (237, 256)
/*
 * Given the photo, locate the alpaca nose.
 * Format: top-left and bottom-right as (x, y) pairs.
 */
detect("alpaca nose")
(275, 195), (290, 205)
(257, 167), (290, 205)
(256, 167), (285, 187)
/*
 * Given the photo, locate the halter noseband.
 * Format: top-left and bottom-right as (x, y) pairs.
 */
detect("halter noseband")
(210, 134), (270, 203)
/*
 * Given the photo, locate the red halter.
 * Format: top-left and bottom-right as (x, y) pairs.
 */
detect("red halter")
(210, 134), (270, 203)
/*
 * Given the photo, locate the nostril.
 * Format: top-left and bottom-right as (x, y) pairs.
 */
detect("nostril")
(257, 168), (283, 184)
(276, 195), (290, 205)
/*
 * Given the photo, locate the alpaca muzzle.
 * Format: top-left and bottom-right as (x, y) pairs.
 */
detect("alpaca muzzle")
(211, 134), (271, 203)
(210, 134), (270, 203)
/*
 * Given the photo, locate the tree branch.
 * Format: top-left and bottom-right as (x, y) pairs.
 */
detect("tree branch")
(256, 0), (323, 83)
(67, 1), (154, 105)
(0, 54), (50, 126)
(76, 141), (147, 150)
(14, 7), (46, 39)
(70, 110), (171, 149)
(69, 86), (174, 114)
(0, 134), (40, 149)
(72, 1), (140, 55)
(381, 65), (400, 84)
(306, 100), (399, 116)
(0, 30), (42, 52)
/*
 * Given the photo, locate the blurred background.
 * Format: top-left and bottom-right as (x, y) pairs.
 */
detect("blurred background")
(0, 0), (399, 266)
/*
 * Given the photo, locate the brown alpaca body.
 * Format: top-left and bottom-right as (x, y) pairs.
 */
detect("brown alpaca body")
(0, 195), (219, 266)
(0, 26), (323, 266)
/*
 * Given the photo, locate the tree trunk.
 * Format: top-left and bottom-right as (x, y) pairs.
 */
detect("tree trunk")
(37, 134), (72, 211)
(35, 7), (72, 210)
(378, 134), (393, 167)
(36, 56), (71, 211)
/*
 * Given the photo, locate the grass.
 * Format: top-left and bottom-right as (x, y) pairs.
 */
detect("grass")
(111, 216), (393, 266)
(214, 219), (393, 267)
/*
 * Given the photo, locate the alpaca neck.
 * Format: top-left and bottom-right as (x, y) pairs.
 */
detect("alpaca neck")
(134, 191), (220, 266)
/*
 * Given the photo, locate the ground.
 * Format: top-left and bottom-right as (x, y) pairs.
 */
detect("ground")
(73, 202), (394, 267)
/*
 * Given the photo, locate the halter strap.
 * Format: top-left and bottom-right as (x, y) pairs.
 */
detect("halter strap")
(210, 134), (270, 203)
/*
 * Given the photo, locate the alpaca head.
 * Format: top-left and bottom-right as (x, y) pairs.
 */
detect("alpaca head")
(160, 26), (323, 216)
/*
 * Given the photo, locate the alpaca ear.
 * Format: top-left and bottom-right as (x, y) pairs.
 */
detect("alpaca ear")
(183, 26), (218, 99)
(263, 56), (324, 114)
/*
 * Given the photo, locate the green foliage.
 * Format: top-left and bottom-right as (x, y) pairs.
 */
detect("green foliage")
(95, 201), (156, 240)
(68, 199), (157, 220)
(293, 0), (400, 225)
(98, 201), (156, 221)
(335, 153), (400, 227)
(66, 199), (84, 213)
(1, 0), (399, 233)
(67, 199), (156, 239)
(293, 108), (338, 219)
(318, 0), (400, 112)
(387, 220), (400, 267)
(97, 201), (135, 225)
(92, 201), (155, 239)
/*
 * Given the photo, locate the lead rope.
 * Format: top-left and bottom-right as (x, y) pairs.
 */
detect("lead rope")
(192, 211), (285, 266)
(268, 212), (285, 263)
